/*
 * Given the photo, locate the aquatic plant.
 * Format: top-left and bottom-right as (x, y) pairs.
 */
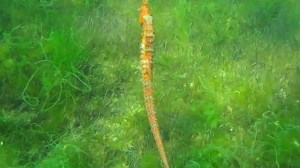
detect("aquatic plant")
(21, 29), (91, 112)
(0, 0), (300, 167)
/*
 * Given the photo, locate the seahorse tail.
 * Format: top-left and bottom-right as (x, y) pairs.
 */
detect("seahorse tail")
(144, 93), (170, 168)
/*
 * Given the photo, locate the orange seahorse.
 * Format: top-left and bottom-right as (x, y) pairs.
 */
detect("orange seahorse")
(139, 1), (170, 168)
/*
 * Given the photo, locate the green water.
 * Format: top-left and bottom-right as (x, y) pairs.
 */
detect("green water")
(1, 0), (300, 167)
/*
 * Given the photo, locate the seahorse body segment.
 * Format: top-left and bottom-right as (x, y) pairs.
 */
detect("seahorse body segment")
(139, 1), (170, 168)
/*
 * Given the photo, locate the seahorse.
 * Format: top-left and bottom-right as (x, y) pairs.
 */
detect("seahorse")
(139, 1), (170, 168)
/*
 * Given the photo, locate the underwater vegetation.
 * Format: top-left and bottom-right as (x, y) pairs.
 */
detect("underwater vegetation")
(0, 0), (299, 167)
